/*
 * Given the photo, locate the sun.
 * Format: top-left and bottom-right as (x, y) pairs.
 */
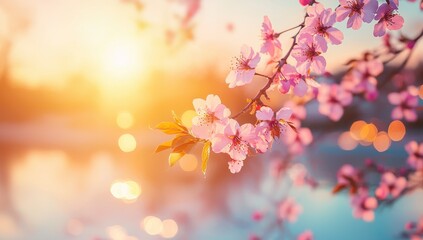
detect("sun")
(102, 39), (144, 82)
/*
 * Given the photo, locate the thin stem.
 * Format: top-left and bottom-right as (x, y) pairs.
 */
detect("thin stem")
(232, 13), (307, 119)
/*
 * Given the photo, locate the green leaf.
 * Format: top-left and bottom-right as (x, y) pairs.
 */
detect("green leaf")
(168, 152), (185, 167)
(155, 140), (173, 153)
(201, 141), (211, 175)
(155, 122), (185, 134)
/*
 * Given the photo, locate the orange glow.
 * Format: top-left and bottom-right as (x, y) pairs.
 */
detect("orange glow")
(360, 123), (378, 142)
(419, 85), (423, 99)
(0, 214), (18, 238)
(373, 131), (391, 152)
(179, 154), (198, 172)
(350, 120), (366, 140)
(143, 216), (163, 235)
(161, 219), (178, 238)
(110, 180), (142, 201)
(181, 110), (197, 128)
(338, 131), (358, 151)
(118, 134), (137, 152)
(116, 111), (134, 129)
(388, 120), (406, 141)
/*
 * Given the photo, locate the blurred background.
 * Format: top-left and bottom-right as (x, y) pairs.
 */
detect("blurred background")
(0, 0), (422, 239)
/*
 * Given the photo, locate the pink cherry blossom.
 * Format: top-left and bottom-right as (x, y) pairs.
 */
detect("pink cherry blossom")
(388, 88), (419, 122)
(291, 33), (327, 75)
(283, 127), (313, 154)
(337, 164), (361, 186)
(303, 3), (344, 45)
(373, 3), (404, 37)
(317, 84), (353, 121)
(405, 141), (423, 170)
(274, 64), (311, 97)
(261, 16), (282, 57)
(191, 94), (231, 139)
(375, 172), (407, 200)
(351, 190), (378, 222)
(278, 197), (303, 222)
(284, 101), (307, 128)
(226, 45), (261, 88)
(341, 57), (383, 101)
(228, 160), (244, 174)
(297, 230), (313, 240)
(299, 0), (313, 6)
(336, 0), (378, 30)
(211, 119), (256, 162)
(256, 106), (292, 138)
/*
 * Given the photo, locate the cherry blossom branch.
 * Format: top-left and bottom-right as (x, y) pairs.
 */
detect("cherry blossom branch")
(232, 14), (307, 119)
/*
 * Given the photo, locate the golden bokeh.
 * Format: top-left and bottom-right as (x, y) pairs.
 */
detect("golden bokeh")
(118, 134), (137, 152)
(419, 85), (423, 100)
(116, 111), (134, 129)
(179, 154), (198, 172)
(110, 180), (142, 201)
(143, 216), (163, 236)
(338, 131), (358, 151)
(388, 120), (406, 142)
(161, 219), (179, 239)
(181, 110), (197, 128)
(373, 131), (391, 152)
(360, 123), (378, 142)
(350, 120), (367, 140)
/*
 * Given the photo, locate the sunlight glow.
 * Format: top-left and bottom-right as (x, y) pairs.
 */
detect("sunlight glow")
(116, 111), (134, 129)
(103, 40), (144, 81)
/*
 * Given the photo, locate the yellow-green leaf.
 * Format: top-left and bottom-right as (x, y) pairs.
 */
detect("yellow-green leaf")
(201, 141), (211, 175)
(155, 140), (173, 153)
(168, 152), (185, 167)
(155, 122), (185, 134)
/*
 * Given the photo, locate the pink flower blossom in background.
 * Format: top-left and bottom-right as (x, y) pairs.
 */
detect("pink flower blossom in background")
(337, 164), (361, 186)
(317, 83), (353, 121)
(278, 197), (303, 222)
(191, 94), (231, 139)
(341, 57), (383, 101)
(291, 33), (327, 75)
(228, 160), (244, 174)
(284, 101), (307, 128)
(405, 141), (423, 170)
(373, 3), (404, 37)
(375, 172), (407, 200)
(297, 230), (313, 240)
(283, 127), (313, 154)
(288, 163), (308, 186)
(351, 190), (378, 222)
(336, 0), (378, 29)
(252, 210), (264, 221)
(249, 234), (261, 240)
(299, 0), (313, 6)
(274, 64), (309, 97)
(261, 16), (282, 57)
(226, 45), (261, 88)
(211, 119), (256, 162)
(304, 3), (344, 45)
(388, 87), (419, 122)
